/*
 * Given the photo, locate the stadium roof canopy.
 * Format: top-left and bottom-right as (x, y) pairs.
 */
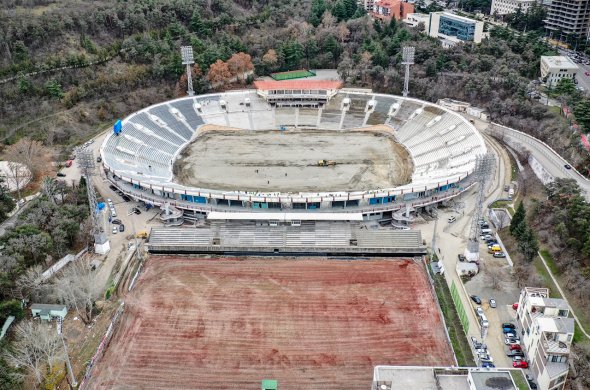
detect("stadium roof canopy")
(253, 80), (342, 90)
(207, 211), (363, 221)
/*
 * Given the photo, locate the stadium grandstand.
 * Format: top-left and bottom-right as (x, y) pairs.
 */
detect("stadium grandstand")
(100, 81), (486, 224)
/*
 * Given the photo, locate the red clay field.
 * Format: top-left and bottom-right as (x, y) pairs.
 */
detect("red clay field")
(88, 257), (454, 389)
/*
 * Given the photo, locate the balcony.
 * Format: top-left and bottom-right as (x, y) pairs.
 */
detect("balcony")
(542, 333), (570, 355)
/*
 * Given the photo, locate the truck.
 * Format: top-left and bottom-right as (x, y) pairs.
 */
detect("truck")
(136, 231), (148, 239)
(318, 160), (335, 166)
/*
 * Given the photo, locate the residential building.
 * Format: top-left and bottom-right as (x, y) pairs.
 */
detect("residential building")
(403, 12), (430, 28)
(31, 303), (68, 321)
(427, 12), (485, 46)
(545, 0), (590, 37)
(516, 287), (574, 390)
(490, 0), (537, 15)
(540, 56), (579, 86)
(359, 0), (376, 11)
(373, 366), (519, 390)
(371, 0), (415, 21)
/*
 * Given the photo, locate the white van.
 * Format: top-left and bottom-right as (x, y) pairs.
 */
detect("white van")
(448, 216), (457, 223)
(480, 228), (492, 234)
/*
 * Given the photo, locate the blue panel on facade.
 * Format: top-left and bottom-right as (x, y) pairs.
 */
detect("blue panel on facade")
(438, 16), (475, 41)
(194, 196), (206, 203)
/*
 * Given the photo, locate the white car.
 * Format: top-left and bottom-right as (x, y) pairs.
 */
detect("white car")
(112, 227), (118, 234)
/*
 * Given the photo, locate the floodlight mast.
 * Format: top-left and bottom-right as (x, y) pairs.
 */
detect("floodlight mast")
(401, 46), (415, 98)
(181, 46), (195, 97)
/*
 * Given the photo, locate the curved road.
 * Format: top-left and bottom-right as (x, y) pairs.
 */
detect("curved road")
(483, 122), (590, 200)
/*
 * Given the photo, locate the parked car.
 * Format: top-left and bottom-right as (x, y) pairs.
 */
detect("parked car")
(507, 350), (525, 357)
(526, 375), (538, 389)
(96, 156), (102, 163)
(512, 356), (524, 361)
(65, 160), (73, 167)
(458, 254), (466, 262)
(109, 185), (118, 191)
(564, 164), (572, 170)
(476, 307), (484, 316)
(505, 332), (517, 338)
(119, 224), (125, 232)
(111, 219), (122, 225)
(481, 362), (495, 368)
(470, 295), (482, 304)
(489, 299), (497, 308)
(485, 239), (498, 245)
(493, 252), (506, 258)
(481, 234), (493, 241)
(448, 216), (456, 223)
(503, 328), (516, 334)
(502, 323), (516, 329)
(505, 339), (522, 346)
(122, 195), (131, 202)
(513, 360), (529, 369)
(132, 207), (141, 215)
(509, 344), (522, 351)
(112, 227), (118, 234)
(57, 172), (66, 177)
(512, 303), (519, 310)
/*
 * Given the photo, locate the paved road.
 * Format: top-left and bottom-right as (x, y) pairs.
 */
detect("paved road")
(483, 122), (590, 200)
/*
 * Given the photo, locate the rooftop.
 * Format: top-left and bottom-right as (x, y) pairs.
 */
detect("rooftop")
(433, 11), (479, 23)
(536, 316), (575, 334)
(30, 303), (67, 311)
(253, 80), (342, 91)
(545, 362), (569, 378)
(541, 56), (579, 70)
(373, 366), (516, 390)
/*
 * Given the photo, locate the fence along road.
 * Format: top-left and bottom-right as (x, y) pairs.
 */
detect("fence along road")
(485, 123), (590, 200)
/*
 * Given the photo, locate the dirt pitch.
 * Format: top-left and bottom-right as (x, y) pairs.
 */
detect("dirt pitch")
(88, 257), (453, 389)
(174, 127), (413, 192)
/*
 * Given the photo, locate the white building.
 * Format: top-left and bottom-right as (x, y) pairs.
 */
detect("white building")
(427, 12), (485, 46)
(490, 0), (537, 15)
(540, 56), (579, 87)
(359, 0), (376, 11)
(403, 12), (429, 28)
(373, 366), (518, 390)
(516, 287), (574, 390)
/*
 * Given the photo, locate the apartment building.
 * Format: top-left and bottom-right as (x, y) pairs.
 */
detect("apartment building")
(540, 56), (579, 86)
(516, 287), (574, 390)
(545, 0), (590, 37)
(359, 0), (376, 11)
(371, 0), (415, 21)
(403, 12), (430, 28)
(427, 12), (485, 46)
(490, 0), (537, 15)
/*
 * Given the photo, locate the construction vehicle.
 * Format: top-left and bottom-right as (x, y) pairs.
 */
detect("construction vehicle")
(317, 160), (335, 166)
(135, 231), (148, 239)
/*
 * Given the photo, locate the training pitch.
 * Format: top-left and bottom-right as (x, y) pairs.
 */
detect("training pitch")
(174, 128), (413, 192)
(88, 257), (454, 389)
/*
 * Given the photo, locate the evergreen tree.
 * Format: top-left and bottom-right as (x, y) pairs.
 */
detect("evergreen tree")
(518, 226), (539, 262)
(510, 201), (525, 236)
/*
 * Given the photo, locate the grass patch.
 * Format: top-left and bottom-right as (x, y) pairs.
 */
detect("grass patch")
(532, 257), (562, 298)
(490, 200), (512, 208)
(270, 69), (316, 80)
(429, 262), (475, 367)
(539, 249), (559, 274)
(510, 369), (529, 390)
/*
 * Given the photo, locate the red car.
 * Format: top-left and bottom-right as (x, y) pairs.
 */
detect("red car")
(585, 71), (590, 76)
(509, 344), (522, 351)
(512, 303), (519, 310)
(65, 160), (73, 168)
(513, 360), (529, 368)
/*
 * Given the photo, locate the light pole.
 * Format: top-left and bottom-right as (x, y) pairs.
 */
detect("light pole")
(402, 46), (415, 98)
(181, 46), (195, 97)
(57, 318), (78, 387)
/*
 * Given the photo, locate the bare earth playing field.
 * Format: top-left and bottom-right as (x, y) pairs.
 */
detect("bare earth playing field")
(174, 128), (413, 192)
(88, 257), (453, 389)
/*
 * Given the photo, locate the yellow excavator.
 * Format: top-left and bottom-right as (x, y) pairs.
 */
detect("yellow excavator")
(318, 160), (336, 166)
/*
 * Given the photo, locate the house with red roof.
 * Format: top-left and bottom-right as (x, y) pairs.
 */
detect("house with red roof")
(371, 0), (414, 21)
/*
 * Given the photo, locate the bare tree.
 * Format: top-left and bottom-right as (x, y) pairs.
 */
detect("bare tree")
(3, 321), (64, 384)
(41, 176), (58, 204)
(51, 258), (101, 324)
(496, 210), (510, 229)
(16, 264), (49, 302)
(3, 138), (53, 179)
(4, 161), (31, 200)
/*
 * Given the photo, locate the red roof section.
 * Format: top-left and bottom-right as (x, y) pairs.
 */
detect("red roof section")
(254, 80), (342, 90)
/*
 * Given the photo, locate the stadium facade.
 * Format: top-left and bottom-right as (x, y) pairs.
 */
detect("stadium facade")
(100, 81), (486, 223)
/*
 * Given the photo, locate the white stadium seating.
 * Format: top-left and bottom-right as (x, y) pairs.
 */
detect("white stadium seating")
(100, 90), (486, 210)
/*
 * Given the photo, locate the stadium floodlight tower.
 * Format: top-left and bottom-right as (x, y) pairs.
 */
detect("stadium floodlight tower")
(77, 148), (110, 255)
(181, 46), (195, 97)
(464, 152), (496, 262)
(401, 46), (415, 98)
